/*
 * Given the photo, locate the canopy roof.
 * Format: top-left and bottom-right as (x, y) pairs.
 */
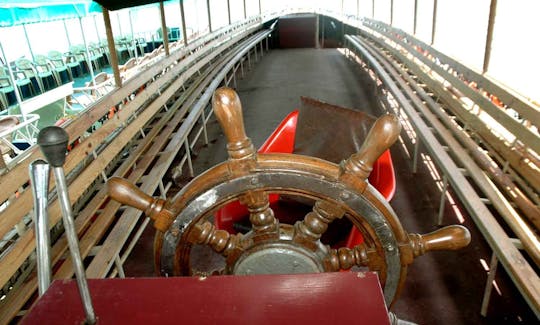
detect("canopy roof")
(0, 1), (102, 27)
(94, 0), (165, 11)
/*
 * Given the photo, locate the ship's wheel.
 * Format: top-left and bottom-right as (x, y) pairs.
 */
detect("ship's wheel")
(107, 87), (470, 306)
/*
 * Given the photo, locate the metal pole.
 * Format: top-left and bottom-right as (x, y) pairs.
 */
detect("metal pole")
(483, 0), (497, 74)
(207, 0), (212, 33)
(243, 0), (247, 19)
(79, 17), (96, 83)
(179, 0), (188, 47)
(63, 20), (72, 48)
(159, 1), (170, 56)
(0, 41), (23, 106)
(227, 0), (232, 25)
(102, 8), (122, 87)
(54, 167), (96, 323)
(116, 11), (123, 37)
(413, 0), (418, 35)
(37, 127), (96, 324)
(341, 0), (345, 42)
(390, 0), (394, 26)
(412, 140), (420, 173)
(357, 0), (360, 19)
(321, 15), (325, 48)
(372, 0), (375, 18)
(315, 14), (320, 49)
(259, 0), (262, 15)
(184, 139), (194, 177)
(128, 11), (138, 61)
(29, 160), (51, 296)
(22, 24), (35, 61)
(201, 109), (209, 145)
(437, 174), (448, 225)
(481, 252), (499, 316)
(93, 15), (101, 43)
(431, 0), (438, 45)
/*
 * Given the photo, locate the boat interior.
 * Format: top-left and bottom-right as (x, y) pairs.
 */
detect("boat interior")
(0, 1), (538, 324)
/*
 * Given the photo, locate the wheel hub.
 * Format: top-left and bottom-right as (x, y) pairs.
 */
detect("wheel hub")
(233, 243), (323, 275)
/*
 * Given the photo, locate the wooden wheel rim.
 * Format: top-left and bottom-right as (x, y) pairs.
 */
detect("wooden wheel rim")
(154, 153), (408, 305)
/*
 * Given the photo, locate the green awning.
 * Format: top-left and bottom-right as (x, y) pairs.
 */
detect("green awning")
(0, 1), (102, 27)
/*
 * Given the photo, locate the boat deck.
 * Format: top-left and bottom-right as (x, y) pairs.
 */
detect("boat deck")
(124, 48), (535, 324)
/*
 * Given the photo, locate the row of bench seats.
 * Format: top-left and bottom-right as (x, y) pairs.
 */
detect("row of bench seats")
(0, 37), (158, 111)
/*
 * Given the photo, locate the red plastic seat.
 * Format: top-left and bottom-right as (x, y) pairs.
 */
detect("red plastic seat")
(215, 109), (396, 249)
(215, 111), (299, 233)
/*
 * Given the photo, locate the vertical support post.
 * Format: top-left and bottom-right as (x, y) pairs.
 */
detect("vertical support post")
(0, 41), (23, 106)
(63, 20), (72, 48)
(431, 0), (438, 45)
(159, 1), (170, 56)
(483, 0), (497, 74)
(227, 0), (231, 25)
(22, 24), (35, 61)
(240, 59), (244, 77)
(437, 174), (448, 225)
(412, 140), (420, 173)
(321, 15), (325, 48)
(201, 109), (209, 145)
(93, 15), (101, 43)
(372, 0), (375, 18)
(114, 254), (126, 278)
(259, 0), (262, 15)
(159, 180), (167, 199)
(481, 252), (499, 316)
(128, 12), (138, 61)
(179, 0), (189, 47)
(357, 0), (360, 19)
(315, 14), (320, 48)
(390, 0), (394, 26)
(207, 0), (213, 33)
(79, 17), (96, 84)
(341, 0), (345, 43)
(184, 139), (194, 177)
(413, 0), (418, 35)
(243, 0), (247, 19)
(116, 11), (123, 37)
(102, 8), (122, 88)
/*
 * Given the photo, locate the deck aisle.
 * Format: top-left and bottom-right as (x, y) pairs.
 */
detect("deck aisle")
(124, 49), (534, 324)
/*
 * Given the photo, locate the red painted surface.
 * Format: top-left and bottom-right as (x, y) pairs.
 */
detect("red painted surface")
(278, 15), (317, 48)
(22, 273), (389, 325)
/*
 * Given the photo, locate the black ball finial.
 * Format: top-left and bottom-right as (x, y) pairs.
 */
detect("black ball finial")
(37, 126), (69, 167)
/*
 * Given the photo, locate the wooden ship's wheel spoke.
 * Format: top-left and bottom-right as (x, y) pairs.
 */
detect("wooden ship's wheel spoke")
(107, 87), (471, 306)
(293, 200), (344, 248)
(188, 221), (242, 257)
(240, 190), (278, 235)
